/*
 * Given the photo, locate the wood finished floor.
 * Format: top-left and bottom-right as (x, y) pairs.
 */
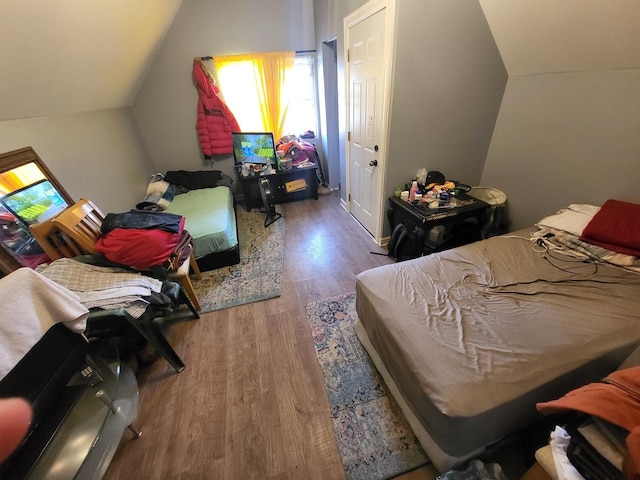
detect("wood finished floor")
(103, 192), (439, 480)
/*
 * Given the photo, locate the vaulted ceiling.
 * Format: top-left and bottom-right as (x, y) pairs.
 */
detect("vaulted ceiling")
(0, 0), (183, 122)
(1, 1), (638, 123)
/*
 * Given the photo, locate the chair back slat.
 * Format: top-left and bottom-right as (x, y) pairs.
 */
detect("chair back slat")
(30, 218), (85, 261)
(51, 198), (105, 254)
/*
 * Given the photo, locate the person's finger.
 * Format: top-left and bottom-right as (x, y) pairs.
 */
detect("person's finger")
(0, 398), (32, 463)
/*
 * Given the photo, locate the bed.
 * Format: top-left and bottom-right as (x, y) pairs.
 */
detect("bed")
(160, 170), (240, 272)
(354, 200), (640, 472)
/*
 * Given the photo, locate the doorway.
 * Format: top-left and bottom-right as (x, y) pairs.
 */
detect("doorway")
(321, 39), (339, 191)
(344, 0), (395, 243)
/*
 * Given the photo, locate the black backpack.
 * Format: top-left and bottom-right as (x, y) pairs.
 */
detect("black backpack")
(386, 223), (425, 261)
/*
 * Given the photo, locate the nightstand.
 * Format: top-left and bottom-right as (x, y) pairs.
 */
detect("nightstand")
(387, 194), (490, 255)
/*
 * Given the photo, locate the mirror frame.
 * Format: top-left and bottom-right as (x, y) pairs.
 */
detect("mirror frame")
(0, 146), (74, 274)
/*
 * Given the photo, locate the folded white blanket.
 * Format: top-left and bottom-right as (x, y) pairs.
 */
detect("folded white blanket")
(0, 268), (89, 381)
(536, 203), (601, 236)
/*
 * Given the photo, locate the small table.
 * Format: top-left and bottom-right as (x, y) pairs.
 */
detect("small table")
(387, 194), (490, 254)
(237, 166), (318, 211)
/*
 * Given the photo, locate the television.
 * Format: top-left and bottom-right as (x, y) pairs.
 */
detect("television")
(232, 132), (277, 167)
(0, 179), (68, 227)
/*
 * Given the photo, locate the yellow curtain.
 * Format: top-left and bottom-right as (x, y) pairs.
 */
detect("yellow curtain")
(214, 51), (295, 141)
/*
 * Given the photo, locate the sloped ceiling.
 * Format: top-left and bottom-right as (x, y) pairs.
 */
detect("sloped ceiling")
(479, 0), (640, 76)
(3, 1), (639, 123)
(0, 0), (183, 122)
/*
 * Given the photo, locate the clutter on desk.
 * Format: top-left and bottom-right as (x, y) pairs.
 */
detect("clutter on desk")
(276, 135), (318, 171)
(395, 170), (473, 209)
(240, 162), (276, 177)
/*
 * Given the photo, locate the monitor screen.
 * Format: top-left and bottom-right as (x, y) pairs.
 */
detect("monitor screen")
(0, 179), (68, 227)
(232, 132), (277, 166)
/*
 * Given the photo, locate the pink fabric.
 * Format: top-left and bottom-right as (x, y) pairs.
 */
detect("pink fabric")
(579, 199), (640, 257)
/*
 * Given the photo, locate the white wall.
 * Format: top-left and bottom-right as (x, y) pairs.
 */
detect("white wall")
(481, 69), (640, 229)
(133, 0), (316, 186)
(0, 108), (156, 212)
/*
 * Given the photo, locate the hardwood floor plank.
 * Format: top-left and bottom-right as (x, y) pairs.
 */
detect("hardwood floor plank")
(103, 193), (396, 480)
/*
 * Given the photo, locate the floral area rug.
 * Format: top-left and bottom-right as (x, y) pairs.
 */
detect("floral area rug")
(306, 292), (429, 480)
(192, 207), (284, 313)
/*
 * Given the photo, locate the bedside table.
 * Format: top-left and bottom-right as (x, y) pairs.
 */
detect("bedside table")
(387, 194), (490, 255)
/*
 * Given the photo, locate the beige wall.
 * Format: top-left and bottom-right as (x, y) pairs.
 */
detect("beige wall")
(0, 108), (155, 213)
(481, 69), (640, 229)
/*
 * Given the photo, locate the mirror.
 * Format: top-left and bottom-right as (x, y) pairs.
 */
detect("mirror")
(0, 147), (74, 274)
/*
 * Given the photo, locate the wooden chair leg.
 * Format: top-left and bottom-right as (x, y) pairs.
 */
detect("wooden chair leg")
(189, 252), (202, 280)
(179, 275), (201, 312)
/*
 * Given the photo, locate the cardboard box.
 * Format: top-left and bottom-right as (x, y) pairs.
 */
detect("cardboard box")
(285, 178), (307, 193)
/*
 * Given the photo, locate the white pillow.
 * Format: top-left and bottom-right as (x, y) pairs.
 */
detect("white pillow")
(536, 204), (600, 236)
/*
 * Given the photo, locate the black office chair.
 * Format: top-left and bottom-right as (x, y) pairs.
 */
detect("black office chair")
(74, 256), (199, 373)
(84, 280), (196, 373)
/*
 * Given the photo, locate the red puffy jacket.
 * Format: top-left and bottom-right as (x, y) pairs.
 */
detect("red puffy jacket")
(193, 59), (241, 158)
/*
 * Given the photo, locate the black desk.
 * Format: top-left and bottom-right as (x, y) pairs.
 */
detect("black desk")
(237, 166), (318, 211)
(387, 194), (490, 254)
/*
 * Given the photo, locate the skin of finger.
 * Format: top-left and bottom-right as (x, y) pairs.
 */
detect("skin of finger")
(0, 398), (33, 463)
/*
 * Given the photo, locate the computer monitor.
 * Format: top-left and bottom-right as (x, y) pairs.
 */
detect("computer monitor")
(0, 179), (69, 227)
(231, 132), (277, 166)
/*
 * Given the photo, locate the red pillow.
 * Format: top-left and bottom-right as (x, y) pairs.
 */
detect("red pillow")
(579, 199), (640, 257)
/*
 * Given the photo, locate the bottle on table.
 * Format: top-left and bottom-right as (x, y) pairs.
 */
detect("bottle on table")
(409, 181), (419, 202)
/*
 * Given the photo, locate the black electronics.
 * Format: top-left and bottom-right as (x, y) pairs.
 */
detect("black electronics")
(258, 177), (281, 227)
(231, 132), (277, 167)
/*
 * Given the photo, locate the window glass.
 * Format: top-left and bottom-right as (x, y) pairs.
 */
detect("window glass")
(283, 54), (318, 138)
(215, 53), (319, 140)
(215, 61), (263, 132)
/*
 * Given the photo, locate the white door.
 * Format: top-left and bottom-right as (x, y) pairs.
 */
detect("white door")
(345, 0), (393, 241)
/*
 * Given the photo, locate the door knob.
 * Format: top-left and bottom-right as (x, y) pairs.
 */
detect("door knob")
(369, 159), (378, 167)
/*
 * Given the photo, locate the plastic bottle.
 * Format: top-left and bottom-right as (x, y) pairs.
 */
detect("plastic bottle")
(409, 181), (419, 202)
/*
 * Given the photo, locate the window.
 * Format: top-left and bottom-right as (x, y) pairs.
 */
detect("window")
(282, 54), (318, 138)
(214, 52), (318, 141)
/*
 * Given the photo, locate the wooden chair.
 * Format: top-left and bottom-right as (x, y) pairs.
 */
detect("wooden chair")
(49, 198), (202, 310)
(29, 206), (200, 373)
(29, 217), (84, 261)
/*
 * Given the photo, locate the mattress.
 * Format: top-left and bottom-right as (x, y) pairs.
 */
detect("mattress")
(165, 186), (238, 259)
(355, 228), (640, 472)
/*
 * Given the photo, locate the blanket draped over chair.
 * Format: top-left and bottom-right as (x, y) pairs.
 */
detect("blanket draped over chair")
(0, 268), (89, 380)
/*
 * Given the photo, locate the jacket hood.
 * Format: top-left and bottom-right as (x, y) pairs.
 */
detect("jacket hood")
(193, 58), (219, 99)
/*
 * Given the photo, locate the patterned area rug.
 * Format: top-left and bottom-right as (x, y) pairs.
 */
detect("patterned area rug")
(306, 292), (429, 480)
(193, 208), (284, 313)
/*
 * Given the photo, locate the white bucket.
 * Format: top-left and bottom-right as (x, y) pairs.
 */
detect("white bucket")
(468, 186), (507, 237)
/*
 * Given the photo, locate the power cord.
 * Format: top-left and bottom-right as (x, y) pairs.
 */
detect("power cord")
(503, 233), (598, 274)
(537, 240), (599, 274)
